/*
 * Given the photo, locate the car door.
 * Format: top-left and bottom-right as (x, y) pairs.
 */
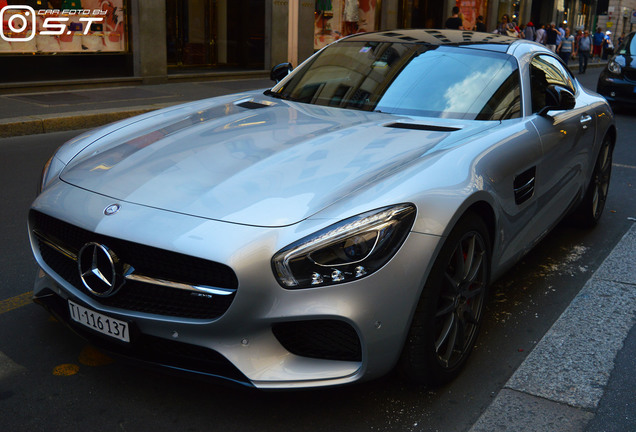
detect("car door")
(528, 54), (595, 229)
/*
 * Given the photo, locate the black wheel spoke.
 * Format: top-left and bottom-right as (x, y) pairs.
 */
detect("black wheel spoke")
(463, 283), (484, 300)
(461, 236), (476, 281)
(444, 272), (460, 295)
(452, 247), (464, 279)
(435, 313), (455, 354)
(439, 318), (458, 366)
(435, 300), (456, 318)
(464, 251), (484, 286)
(454, 316), (467, 351)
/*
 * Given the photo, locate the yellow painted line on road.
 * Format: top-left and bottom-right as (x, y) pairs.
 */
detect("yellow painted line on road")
(0, 292), (32, 315)
(53, 363), (80, 376)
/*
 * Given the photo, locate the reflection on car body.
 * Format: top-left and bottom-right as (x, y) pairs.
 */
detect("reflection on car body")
(29, 30), (615, 389)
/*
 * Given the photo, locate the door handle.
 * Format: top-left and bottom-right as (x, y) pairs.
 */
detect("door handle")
(580, 114), (592, 129)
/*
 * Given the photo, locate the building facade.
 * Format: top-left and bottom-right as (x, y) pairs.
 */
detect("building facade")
(595, 0), (636, 47)
(1, 0), (626, 84)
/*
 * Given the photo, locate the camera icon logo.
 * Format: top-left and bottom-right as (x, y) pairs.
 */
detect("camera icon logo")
(1, 6), (37, 42)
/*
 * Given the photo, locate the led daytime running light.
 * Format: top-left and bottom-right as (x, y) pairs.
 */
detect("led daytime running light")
(273, 204), (416, 288)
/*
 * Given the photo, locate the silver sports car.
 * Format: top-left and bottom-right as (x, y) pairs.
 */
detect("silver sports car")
(28, 30), (615, 389)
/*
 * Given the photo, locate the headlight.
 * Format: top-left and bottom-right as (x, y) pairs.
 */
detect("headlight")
(38, 155), (65, 195)
(607, 60), (622, 75)
(272, 204), (416, 289)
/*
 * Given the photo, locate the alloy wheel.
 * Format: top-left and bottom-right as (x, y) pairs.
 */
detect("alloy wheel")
(433, 231), (487, 369)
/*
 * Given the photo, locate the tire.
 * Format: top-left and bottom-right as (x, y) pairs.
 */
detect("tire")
(399, 212), (491, 386)
(573, 135), (613, 228)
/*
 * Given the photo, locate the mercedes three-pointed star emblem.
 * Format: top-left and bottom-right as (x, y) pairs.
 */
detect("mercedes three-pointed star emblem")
(77, 242), (123, 297)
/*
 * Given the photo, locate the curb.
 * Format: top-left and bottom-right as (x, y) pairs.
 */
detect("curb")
(0, 103), (176, 138)
(469, 224), (636, 432)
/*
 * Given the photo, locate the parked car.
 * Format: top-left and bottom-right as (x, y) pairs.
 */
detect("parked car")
(597, 31), (636, 107)
(29, 30), (615, 389)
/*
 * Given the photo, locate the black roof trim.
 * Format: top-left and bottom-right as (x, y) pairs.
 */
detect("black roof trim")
(345, 29), (520, 47)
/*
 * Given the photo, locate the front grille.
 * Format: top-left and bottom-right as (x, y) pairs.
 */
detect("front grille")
(272, 320), (362, 362)
(30, 210), (238, 319)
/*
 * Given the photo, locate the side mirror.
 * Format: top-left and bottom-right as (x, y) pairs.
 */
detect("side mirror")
(270, 62), (293, 83)
(538, 84), (576, 116)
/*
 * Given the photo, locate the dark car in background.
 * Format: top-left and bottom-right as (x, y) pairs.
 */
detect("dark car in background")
(597, 31), (636, 107)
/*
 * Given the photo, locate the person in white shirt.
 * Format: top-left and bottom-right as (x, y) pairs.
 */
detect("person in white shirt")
(535, 24), (546, 45)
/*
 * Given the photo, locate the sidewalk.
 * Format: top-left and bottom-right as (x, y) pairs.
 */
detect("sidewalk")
(0, 76), (272, 137)
(470, 224), (636, 431)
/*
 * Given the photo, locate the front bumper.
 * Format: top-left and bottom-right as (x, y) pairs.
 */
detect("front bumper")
(29, 181), (441, 389)
(597, 72), (636, 105)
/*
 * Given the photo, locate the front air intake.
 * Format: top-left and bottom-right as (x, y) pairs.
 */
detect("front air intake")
(272, 320), (362, 362)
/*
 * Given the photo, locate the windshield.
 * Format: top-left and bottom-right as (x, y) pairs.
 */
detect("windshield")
(269, 41), (521, 120)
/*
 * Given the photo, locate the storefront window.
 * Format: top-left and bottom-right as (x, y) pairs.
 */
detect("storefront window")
(456, 0), (488, 32)
(166, 0), (264, 69)
(0, 0), (128, 54)
(314, 0), (379, 50)
(496, 0), (519, 25)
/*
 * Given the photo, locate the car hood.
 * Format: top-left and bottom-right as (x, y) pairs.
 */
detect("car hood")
(60, 94), (496, 227)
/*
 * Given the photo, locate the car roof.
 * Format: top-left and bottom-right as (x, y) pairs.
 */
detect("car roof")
(343, 29), (521, 53)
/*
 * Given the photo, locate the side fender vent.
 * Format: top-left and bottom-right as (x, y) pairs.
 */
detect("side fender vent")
(513, 167), (536, 205)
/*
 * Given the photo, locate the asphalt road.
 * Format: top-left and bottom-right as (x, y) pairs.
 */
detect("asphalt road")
(1, 67), (635, 432)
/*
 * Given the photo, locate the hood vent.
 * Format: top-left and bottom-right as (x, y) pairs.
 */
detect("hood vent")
(235, 100), (272, 110)
(385, 122), (460, 132)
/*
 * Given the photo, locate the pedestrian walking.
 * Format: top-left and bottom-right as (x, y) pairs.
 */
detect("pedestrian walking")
(602, 31), (614, 59)
(524, 21), (536, 41)
(592, 28), (604, 61)
(574, 29), (583, 51)
(556, 23), (565, 47)
(557, 27), (574, 65)
(575, 29), (592, 73)
(535, 24), (546, 44)
(497, 14), (519, 37)
(474, 15), (486, 32)
(545, 23), (558, 52)
(445, 6), (464, 30)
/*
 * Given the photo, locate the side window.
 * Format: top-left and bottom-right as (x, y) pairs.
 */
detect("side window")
(475, 69), (521, 120)
(529, 55), (574, 113)
(628, 33), (636, 56)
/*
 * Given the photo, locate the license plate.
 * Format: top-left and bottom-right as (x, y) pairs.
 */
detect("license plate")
(68, 300), (130, 343)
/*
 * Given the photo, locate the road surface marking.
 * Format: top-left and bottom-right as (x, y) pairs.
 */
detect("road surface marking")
(613, 163), (636, 170)
(0, 292), (32, 315)
(0, 351), (26, 379)
(53, 364), (80, 376)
